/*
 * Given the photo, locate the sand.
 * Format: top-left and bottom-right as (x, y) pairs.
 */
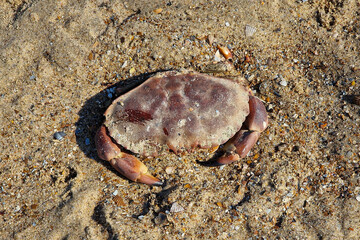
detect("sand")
(0, 0), (359, 239)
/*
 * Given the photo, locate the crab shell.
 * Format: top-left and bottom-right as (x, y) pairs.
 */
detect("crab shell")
(104, 70), (249, 156)
(95, 70), (268, 185)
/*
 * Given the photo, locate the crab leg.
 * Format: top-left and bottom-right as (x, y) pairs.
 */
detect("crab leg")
(95, 125), (162, 185)
(216, 95), (268, 165)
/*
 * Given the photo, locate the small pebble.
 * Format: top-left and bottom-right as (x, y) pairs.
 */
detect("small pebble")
(280, 79), (288, 87)
(225, 22), (230, 27)
(54, 131), (66, 140)
(113, 190), (118, 196)
(129, 67), (135, 75)
(154, 212), (167, 224)
(165, 167), (175, 174)
(356, 195), (360, 202)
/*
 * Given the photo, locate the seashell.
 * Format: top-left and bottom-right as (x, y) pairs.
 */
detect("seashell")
(245, 25), (256, 37)
(153, 8), (163, 14)
(113, 195), (126, 206)
(217, 45), (233, 60)
(170, 202), (184, 213)
(214, 50), (222, 62)
(54, 131), (66, 140)
(207, 34), (215, 45)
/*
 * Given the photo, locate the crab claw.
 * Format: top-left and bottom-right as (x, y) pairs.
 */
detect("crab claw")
(217, 130), (260, 165)
(109, 154), (162, 185)
(215, 153), (240, 165)
(215, 95), (268, 165)
(244, 95), (268, 132)
(95, 125), (162, 186)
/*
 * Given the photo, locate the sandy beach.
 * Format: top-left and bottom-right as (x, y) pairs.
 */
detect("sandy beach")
(0, 0), (359, 239)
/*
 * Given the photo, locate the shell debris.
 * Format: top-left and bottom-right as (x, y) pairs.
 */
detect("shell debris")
(214, 50), (222, 62)
(153, 8), (163, 14)
(217, 45), (233, 60)
(245, 25), (256, 37)
(170, 202), (185, 213)
(165, 166), (175, 174)
(113, 195), (126, 206)
(54, 131), (66, 140)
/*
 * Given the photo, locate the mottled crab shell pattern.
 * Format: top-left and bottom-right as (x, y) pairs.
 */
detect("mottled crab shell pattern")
(104, 71), (250, 156)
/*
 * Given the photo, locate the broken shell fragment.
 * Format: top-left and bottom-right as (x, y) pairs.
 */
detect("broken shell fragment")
(153, 8), (163, 14)
(207, 35), (215, 45)
(214, 50), (222, 62)
(217, 45), (233, 60)
(54, 131), (66, 140)
(170, 202), (184, 213)
(245, 25), (256, 37)
(165, 166), (175, 174)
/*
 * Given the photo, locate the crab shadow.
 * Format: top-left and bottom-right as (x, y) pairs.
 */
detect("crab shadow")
(75, 70), (171, 179)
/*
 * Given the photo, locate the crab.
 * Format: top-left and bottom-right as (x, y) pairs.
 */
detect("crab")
(95, 70), (268, 185)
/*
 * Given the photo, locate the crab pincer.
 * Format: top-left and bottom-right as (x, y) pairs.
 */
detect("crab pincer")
(216, 94), (268, 165)
(95, 125), (162, 185)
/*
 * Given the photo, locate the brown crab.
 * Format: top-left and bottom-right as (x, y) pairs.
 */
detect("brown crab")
(95, 70), (268, 185)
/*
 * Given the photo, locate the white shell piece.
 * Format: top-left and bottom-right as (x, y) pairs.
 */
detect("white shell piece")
(170, 202), (184, 213)
(245, 25), (256, 37)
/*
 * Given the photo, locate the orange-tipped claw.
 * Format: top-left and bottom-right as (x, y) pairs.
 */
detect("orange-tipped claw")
(96, 125), (162, 185)
(138, 173), (163, 186)
(109, 154), (162, 185)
